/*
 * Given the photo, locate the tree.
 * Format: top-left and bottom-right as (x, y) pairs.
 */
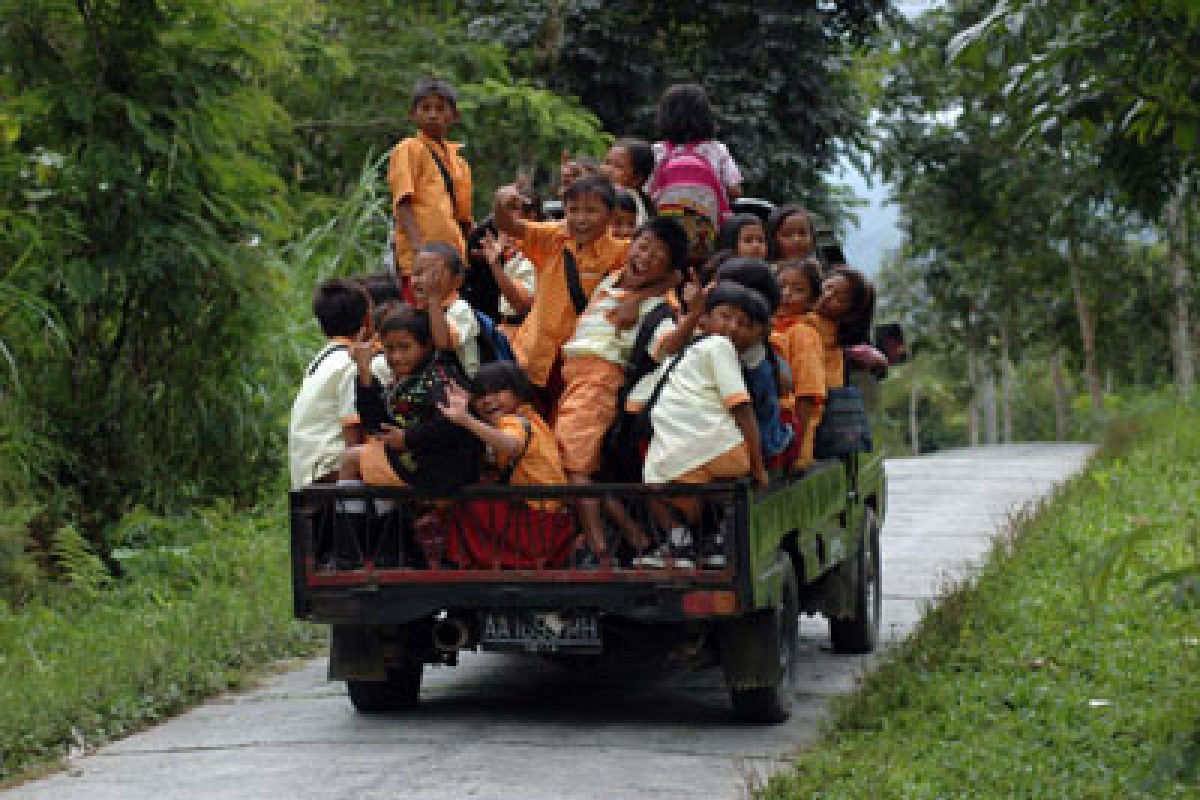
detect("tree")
(465, 0), (891, 223)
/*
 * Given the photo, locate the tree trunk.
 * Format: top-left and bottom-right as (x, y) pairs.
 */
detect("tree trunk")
(999, 316), (1013, 443)
(1052, 346), (1070, 442)
(981, 360), (999, 445)
(909, 369), (920, 456)
(1067, 236), (1105, 413)
(967, 347), (980, 447)
(1166, 187), (1195, 397)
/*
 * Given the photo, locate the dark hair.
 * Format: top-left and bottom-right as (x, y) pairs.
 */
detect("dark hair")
(378, 305), (433, 346)
(411, 77), (458, 110)
(827, 266), (876, 346)
(613, 137), (655, 182)
(471, 361), (536, 403)
(634, 216), (690, 273)
(716, 257), (780, 314)
(359, 271), (401, 306)
(418, 241), (465, 276)
(313, 278), (369, 338)
(574, 155), (602, 175)
(776, 256), (823, 301)
(715, 214), (765, 255)
(657, 83), (717, 144)
(705, 281), (770, 326)
(563, 174), (617, 210)
(614, 187), (638, 215)
(765, 204), (812, 261)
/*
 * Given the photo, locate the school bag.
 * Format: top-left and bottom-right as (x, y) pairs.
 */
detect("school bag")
(473, 308), (516, 364)
(647, 143), (732, 265)
(599, 304), (689, 483)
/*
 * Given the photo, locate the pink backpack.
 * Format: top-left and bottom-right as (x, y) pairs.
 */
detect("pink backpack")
(647, 142), (732, 230)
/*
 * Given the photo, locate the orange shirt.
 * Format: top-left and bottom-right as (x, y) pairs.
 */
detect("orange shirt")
(770, 315), (825, 409)
(496, 406), (567, 509)
(512, 221), (629, 386)
(805, 312), (844, 390)
(387, 131), (473, 275)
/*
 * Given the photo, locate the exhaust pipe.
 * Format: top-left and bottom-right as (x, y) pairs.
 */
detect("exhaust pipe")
(432, 617), (472, 652)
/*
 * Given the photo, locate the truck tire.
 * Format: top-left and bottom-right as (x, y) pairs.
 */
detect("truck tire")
(830, 508), (882, 654)
(346, 663), (423, 713)
(730, 551), (799, 724)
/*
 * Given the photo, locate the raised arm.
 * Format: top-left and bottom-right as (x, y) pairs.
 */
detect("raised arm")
(437, 383), (524, 458)
(482, 232), (533, 316)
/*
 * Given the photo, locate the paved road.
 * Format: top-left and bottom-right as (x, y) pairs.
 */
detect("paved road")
(6, 444), (1094, 800)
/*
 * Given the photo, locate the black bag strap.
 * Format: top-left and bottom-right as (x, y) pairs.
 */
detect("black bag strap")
(499, 415), (534, 483)
(422, 141), (458, 212)
(562, 248), (588, 315)
(307, 343), (347, 377)
(626, 301), (676, 383)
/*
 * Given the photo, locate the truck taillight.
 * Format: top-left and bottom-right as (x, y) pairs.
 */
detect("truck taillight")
(681, 590), (738, 616)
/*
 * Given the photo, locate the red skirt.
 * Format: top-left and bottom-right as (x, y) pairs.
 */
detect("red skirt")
(767, 407), (803, 470)
(446, 499), (578, 569)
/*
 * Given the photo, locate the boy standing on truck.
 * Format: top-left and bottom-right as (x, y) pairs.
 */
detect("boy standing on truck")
(288, 278), (372, 490)
(627, 282), (768, 568)
(388, 78), (473, 302)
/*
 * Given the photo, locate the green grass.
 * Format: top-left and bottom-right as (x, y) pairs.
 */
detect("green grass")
(0, 501), (322, 782)
(763, 403), (1200, 799)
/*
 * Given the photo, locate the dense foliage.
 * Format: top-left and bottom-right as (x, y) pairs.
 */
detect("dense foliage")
(465, 0), (890, 221)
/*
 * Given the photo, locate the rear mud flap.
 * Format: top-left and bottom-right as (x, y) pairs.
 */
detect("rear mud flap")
(328, 624), (387, 681)
(717, 611), (780, 691)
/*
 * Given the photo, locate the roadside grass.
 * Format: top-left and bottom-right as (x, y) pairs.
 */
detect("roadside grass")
(763, 403), (1200, 799)
(0, 501), (322, 783)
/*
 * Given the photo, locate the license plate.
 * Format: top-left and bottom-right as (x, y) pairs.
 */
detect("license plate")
(481, 611), (602, 654)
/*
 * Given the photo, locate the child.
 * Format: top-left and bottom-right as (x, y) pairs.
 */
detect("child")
(651, 83), (743, 199)
(602, 137), (655, 223)
(439, 361), (577, 569)
(409, 241), (482, 377)
(627, 282), (769, 569)
(772, 258), (826, 470)
(810, 266), (880, 391)
(387, 78), (473, 299)
(713, 259), (794, 472)
(288, 279), (372, 490)
(648, 84), (742, 267)
(492, 175), (632, 392)
(612, 188), (640, 240)
(765, 204), (815, 263)
(338, 307), (481, 493)
(554, 217), (693, 561)
(715, 214), (769, 261)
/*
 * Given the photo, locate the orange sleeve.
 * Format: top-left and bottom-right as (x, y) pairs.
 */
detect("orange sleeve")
(722, 391), (752, 409)
(521, 221), (564, 275)
(454, 155), (473, 223)
(387, 139), (418, 207)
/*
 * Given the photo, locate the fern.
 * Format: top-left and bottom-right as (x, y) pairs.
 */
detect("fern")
(50, 525), (110, 597)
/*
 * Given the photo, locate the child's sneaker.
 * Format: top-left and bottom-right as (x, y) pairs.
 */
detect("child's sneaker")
(666, 526), (697, 570)
(572, 546), (601, 571)
(700, 513), (733, 568)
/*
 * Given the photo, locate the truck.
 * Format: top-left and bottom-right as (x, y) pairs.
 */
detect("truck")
(288, 438), (884, 724)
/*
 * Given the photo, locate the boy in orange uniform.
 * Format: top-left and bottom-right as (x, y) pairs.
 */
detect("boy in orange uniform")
(387, 78), (473, 300)
(492, 175), (631, 394)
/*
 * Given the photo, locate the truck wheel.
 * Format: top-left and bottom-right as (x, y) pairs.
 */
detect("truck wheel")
(730, 551), (799, 724)
(346, 663), (423, 713)
(830, 508), (882, 654)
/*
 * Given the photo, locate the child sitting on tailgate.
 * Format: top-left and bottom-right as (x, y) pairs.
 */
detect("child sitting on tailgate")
(627, 282), (769, 569)
(438, 362), (577, 569)
(337, 306), (480, 494)
(554, 217), (696, 565)
(288, 278), (372, 490)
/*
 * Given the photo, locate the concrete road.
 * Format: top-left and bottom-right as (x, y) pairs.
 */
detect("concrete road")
(6, 444), (1093, 800)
